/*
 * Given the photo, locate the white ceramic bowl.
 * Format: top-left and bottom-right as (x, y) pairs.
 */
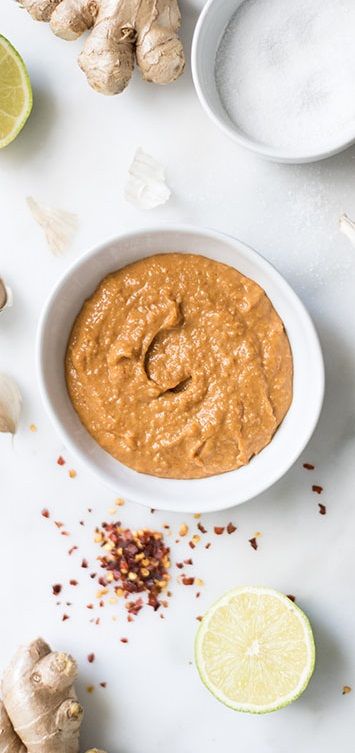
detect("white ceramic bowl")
(37, 225), (324, 512)
(191, 0), (355, 164)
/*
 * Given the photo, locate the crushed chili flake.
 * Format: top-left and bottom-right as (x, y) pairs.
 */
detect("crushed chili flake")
(196, 615), (203, 622)
(303, 463), (315, 470)
(318, 503), (327, 516)
(249, 537), (258, 550)
(188, 541), (195, 550)
(287, 594), (296, 602)
(79, 520), (84, 526)
(86, 603), (94, 609)
(68, 546), (78, 555)
(205, 542), (211, 549)
(214, 526), (225, 535)
(150, 508), (155, 514)
(90, 572), (97, 579)
(197, 522), (207, 534)
(95, 523), (171, 614)
(81, 558), (89, 568)
(61, 531), (70, 536)
(176, 562), (184, 569)
(179, 523), (188, 537)
(69, 579), (78, 586)
(41, 508), (50, 518)
(52, 584), (62, 595)
(184, 558), (193, 566)
(88, 508), (93, 513)
(100, 682), (107, 688)
(115, 498), (125, 507)
(120, 638), (128, 644)
(312, 485), (323, 494)
(69, 469), (77, 479)
(86, 685), (94, 693)
(55, 521), (64, 528)
(62, 614), (69, 621)
(227, 522), (237, 534)
(87, 653), (95, 663)
(342, 686), (352, 695)
(182, 577), (195, 586)
(196, 592), (201, 598)
(57, 456), (66, 466)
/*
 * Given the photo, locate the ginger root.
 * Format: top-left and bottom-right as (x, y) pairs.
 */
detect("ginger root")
(0, 701), (26, 753)
(19, 0), (185, 95)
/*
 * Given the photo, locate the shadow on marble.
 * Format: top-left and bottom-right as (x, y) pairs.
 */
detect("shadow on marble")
(0, 82), (58, 166)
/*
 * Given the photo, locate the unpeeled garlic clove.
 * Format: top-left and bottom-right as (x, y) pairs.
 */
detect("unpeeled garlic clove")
(0, 374), (22, 434)
(0, 279), (13, 312)
(124, 148), (171, 210)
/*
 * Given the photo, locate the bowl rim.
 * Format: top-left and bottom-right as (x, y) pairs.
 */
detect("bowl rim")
(36, 223), (325, 512)
(191, 0), (355, 164)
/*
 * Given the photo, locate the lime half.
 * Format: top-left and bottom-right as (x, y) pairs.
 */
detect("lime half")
(195, 586), (315, 713)
(0, 35), (32, 148)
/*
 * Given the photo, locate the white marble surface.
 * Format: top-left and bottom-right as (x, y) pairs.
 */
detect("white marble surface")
(1, 2), (355, 751)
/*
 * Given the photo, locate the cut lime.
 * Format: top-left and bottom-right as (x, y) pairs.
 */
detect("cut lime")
(0, 35), (32, 148)
(195, 586), (315, 713)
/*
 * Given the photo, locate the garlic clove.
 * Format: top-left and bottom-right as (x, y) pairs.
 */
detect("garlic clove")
(124, 148), (171, 210)
(339, 213), (355, 247)
(26, 196), (78, 255)
(0, 279), (12, 312)
(0, 374), (22, 434)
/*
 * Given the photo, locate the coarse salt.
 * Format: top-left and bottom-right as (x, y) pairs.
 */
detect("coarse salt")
(215, 0), (355, 155)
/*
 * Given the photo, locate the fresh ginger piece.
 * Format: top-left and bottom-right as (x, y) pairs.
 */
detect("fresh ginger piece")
(20, 0), (185, 94)
(0, 701), (26, 753)
(2, 639), (83, 753)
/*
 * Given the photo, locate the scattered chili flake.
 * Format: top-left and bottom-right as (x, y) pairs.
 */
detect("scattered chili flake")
(205, 542), (211, 549)
(61, 531), (70, 537)
(86, 603), (94, 609)
(342, 686), (352, 695)
(287, 594), (296, 602)
(182, 577), (195, 586)
(214, 526), (225, 535)
(312, 485), (323, 494)
(120, 638), (128, 644)
(95, 523), (171, 615)
(68, 546), (78, 555)
(160, 613), (165, 619)
(115, 498), (125, 507)
(41, 508), (50, 518)
(88, 508), (93, 513)
(194, 513), (201, 519)
(86, 686), (94, 693)
(196, 592), (201, 598)
(57, 456), (66, 466)
(179, 523), (188, 537)
(303, 463), (315, 470)
(192, 534), (200, 545)
(189, 541), (195, 550)
(90, 572), (96, 579)
(163, 523), (170, 530)
(69, 469), (77, 479)
(52, 584), (62, 595)
(79, 520), (84, 526)
(69, 579), (78, 586)
(197, 522), (207, 534)
(195, 578), (204, 587)
(184, 558), (193, 566)
(227, 522), (237, 534)
(87, 653), (95, 663)
(55, 521), (64, 528)
(100, 682), (107, 688)
(150, 508), (155, 514)
(62, 614), (70, 621)
(81, 558), (89, 568)
(318, 503), (327, 516)
(249, 537), (258, 550)
(29, 423), (37, 432)
(196, 615), (203, 622)
(176, 562), (184, 569)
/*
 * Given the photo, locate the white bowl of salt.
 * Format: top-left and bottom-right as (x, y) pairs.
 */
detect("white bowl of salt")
(192, 0), (355, 163)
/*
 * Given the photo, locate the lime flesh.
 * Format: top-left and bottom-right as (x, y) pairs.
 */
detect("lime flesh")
(195, 586), (315, 713)
(0, 35), (32, 148)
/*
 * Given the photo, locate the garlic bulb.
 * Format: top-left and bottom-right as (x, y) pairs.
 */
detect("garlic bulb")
(124, 148), (171, 210)
(340, 213), (355, 247)
(0, 374), (22, 434)
(0, 279), (13, 313)
(27, 196), (78, 255)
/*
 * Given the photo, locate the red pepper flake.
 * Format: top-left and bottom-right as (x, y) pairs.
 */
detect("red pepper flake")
(342, 686), (352, 695)
(86, 685), (94, 694)
(287, 594), (296, 602)
(68, 469), (77, 479)
(249, 537), (258, 550)
(86, 603), (94, 609)
(41, 508), (50, 518)
(188, 541), (195, 550)
(176, 562), (184, 569)
(95, 523), (171, 616)
(150, 508), (155, 513)
(90, 572), (97, 579)
(196, 615), (203, 622)
(95, 618), (100, 625)
(160, 613), (165, 619)
(87, 653), (95, 663)
(120, 638), (128, 644)
(184, 558), (193, 566)
(69, 579), (78, 586)
(68, 546), (78, 555)
(62, 614), (70, 621)
(79, 521), (85, 526)
(214, 526), (225, 535)
(197, 522), (207, 534)
(57, 456), (66, 466)
(312, 485), (323, 495)
(182, 577), (195, 586)
(227, 522), (237, 534)
(196, 592), (201, 598)
(61, 531), (70, 536)
(205, 542), (211, 549)
(88, 508), (93, 513)
(81, 558), (89, 568)
(318, 503), (327, 516)
(55, 521), (64, 528)
(100, 682), (107, 688)
(303, 462), (315, 470)
(52, 583), (62, 595)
